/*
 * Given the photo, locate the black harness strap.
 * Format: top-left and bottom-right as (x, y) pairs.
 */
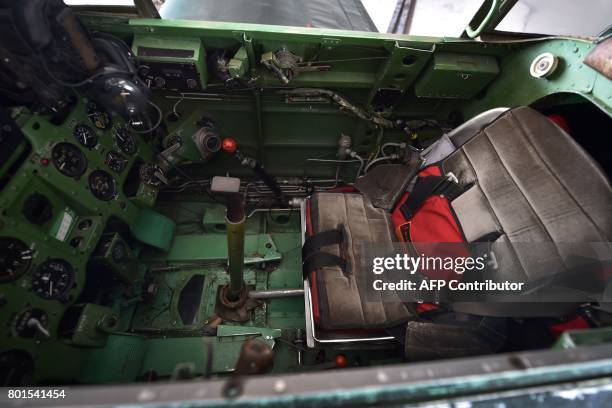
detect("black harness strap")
(303, 251), (347, 277)
(302, 228), (344, 260)
(400, 175), (463, 220)
(302, 228), (347, 278)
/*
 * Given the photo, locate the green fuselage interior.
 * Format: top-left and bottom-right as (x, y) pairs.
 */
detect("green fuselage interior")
(0, 13), (610, 387)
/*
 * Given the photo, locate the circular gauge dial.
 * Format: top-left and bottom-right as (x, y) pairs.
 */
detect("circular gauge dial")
(105, 151), (127, 173)
(139, 164), (165, 187)
(89, 170), (117, 201)
(31, 259), (74, 300)
(0, 237), (32, 283)
(13, 309), (48, 338)
(73, 124), (97, 148)
(86, 102), (112, 130)
(114, 126), (137, 155)
(51, 142), (87, 177)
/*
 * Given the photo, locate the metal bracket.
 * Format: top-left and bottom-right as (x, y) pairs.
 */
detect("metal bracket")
(366, 41), (434, 107)
(232, 32), (257, 75)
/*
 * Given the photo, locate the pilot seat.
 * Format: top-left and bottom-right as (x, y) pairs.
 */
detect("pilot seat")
(303, 106), (612, 359)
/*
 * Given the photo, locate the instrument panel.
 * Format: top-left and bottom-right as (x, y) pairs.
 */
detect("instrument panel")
(0, 96), (157, 369)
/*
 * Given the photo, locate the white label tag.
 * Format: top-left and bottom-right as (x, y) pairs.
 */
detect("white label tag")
(55, 210), (74, 242)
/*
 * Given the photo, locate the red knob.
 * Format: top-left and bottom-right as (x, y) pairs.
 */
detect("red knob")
(334, 354), (347, 368)
(222, 138), (238, 153)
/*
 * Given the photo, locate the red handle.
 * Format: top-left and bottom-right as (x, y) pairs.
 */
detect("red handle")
(222, 138), (238, 153)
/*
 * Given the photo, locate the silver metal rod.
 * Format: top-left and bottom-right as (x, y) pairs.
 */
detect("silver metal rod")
(247, 208), (298, 218)
(248, 288), (304, 299)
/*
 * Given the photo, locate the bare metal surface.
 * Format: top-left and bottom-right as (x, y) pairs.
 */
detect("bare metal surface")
(248, 289), (304, 299)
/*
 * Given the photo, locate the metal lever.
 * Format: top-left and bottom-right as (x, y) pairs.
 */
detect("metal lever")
(27, 318), (50, 338)
(223, 339), (274, 398)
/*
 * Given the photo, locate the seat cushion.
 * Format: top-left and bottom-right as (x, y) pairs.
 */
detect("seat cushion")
(307, 192), (411, 330)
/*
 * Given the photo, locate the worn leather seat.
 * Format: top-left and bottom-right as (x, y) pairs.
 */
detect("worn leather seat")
(307, 192), (410, 329)
(306, 106), (612, 332)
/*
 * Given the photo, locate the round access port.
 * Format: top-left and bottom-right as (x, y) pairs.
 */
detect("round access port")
(78, 219), (92, 230)
(69, 237), (83, 248)
(99, 314), (119, 331)
(22, 193), (53, 225)
(204, 134), (221, 152)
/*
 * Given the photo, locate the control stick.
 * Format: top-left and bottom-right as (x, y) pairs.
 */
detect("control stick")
(210, 176), (245, 301)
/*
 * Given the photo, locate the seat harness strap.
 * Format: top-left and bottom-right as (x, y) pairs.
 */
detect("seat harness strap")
(302, 227), (347, 277)
(302, 228), (344, 260)
(303, 251), (347, 277)
(400, 173), (463, 220)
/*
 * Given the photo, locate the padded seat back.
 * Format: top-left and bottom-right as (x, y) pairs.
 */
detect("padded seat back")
(445, 107), (612, 284)
(307, 106), (612, 329)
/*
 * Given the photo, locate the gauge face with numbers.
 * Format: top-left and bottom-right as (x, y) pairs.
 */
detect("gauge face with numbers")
(73, 123), (98, 148)
(31, 259), (74, 300)
(106, 151), (127, 173)
(87, 102), (112, 130)
(51, 142), (87, 177)
(0, 237), (32, 283)
(114, 126), (137, 155)
(88, 170), (117, 201)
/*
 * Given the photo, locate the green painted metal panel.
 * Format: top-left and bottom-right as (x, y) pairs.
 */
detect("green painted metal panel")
(556, 327), (612, 349)
(415, 52), (499, 99)
(132, 34), (208, 87)
(1, 4), (611, 393)
(141, 233), (282, 264)
(463, 39), (610, 118)
(131, 208), (176, 251)
(81, 334), (146, 383)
